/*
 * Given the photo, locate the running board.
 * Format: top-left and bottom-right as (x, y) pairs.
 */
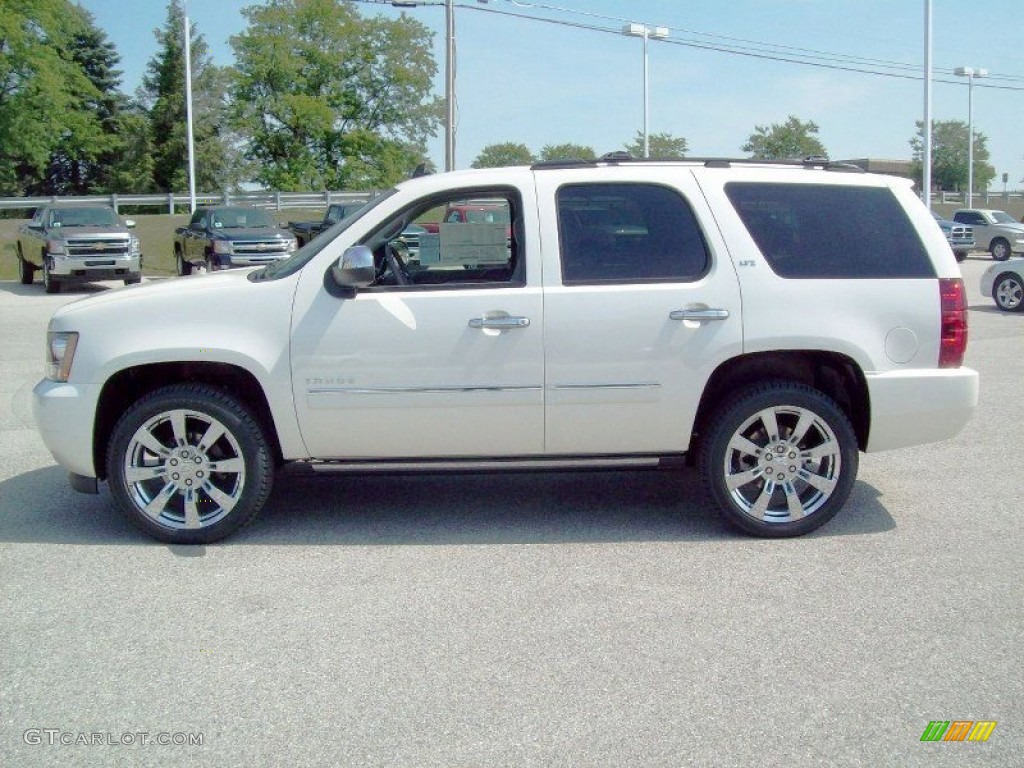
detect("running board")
(297, 455), (685, 475)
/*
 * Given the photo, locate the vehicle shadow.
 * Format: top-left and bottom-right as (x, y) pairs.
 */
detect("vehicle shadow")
(0, 281), (108, 297)
(0, 465), (895, 546)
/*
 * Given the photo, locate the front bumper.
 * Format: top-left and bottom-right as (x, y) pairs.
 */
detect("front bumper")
(50, 254), (141, 279)
(221, 254), (291, 268)
(865, 368), (979, 452)
(32, 378), (99, 480)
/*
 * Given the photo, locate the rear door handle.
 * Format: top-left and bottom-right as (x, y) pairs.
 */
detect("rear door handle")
(468, 316), (531, 330)
(670, 308), (730, 321)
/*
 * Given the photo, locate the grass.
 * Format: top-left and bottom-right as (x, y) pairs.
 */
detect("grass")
(0, 209), (325, 281)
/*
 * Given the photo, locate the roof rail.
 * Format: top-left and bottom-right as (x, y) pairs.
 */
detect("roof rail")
(530, 155), (867, 173)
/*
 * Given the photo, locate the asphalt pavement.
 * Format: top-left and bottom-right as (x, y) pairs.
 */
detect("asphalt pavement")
(0, 262), (1020, 767)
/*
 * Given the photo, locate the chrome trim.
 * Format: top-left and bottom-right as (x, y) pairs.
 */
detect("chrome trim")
(468, 316), (531, 329)
(308, 457), (662, 473)
(551, 382), (661, 391)
(308, 385), (543, 395)
(670, 308), (730, 321)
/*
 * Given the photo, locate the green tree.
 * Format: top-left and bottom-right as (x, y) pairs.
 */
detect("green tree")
(624, 131), (688, 159)
(471, 143), (534, 168)
(141, 0), (244, 192)
(742, 116), (827, 160)
(910, 119), (995, 194)
(231, 0), (440, 190)
(539, 143), (595, 163)
(0, 0), (110, 195)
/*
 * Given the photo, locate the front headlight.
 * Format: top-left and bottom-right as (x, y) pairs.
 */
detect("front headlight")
(129, 235), (142, 256)
(287, 238), (298, 252)
(46, 331), (79, 382)
(45, 239), (68, 257)
(213, 240), (233, 255)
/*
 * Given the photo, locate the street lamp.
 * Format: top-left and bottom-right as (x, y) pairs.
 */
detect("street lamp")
(953, 65), (987, 207)
(622, 23), (669, 158)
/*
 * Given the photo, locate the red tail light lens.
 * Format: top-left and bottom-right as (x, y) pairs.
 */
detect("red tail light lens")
(939, 278), (968, 368)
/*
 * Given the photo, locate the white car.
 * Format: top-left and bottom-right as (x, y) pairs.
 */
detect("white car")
(980, 260), (1024, 312)
(33, 157), (979, 543)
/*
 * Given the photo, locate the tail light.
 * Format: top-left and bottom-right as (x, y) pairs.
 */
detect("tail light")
(938, 278), (968, 368)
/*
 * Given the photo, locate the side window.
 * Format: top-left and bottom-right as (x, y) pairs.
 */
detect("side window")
(725, 183), (935, 279)
(189, 209), (205, 228)
(362, 190), (522, 290)
(556, 183), (709, 285)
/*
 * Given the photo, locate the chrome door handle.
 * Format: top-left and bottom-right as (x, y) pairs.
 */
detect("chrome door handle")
(468, 316), (530, 330)
(670, 309), (730, 322)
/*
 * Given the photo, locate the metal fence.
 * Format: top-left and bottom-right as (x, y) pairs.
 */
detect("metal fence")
(0, 190), (376, 215)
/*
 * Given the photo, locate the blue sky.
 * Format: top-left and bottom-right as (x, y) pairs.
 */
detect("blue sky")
(77, 0), (1024, 190)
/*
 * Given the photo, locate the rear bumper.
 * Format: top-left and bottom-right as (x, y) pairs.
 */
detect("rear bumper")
(865, 368), (979, 452)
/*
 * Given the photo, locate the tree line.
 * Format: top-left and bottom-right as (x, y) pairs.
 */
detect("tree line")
(1, 0), (997, 198)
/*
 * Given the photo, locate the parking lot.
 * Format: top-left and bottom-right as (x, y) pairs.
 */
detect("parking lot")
(0, 257), (1021, 766)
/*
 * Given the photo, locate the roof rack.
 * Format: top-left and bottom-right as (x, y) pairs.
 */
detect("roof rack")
(531, 155), (866, 173)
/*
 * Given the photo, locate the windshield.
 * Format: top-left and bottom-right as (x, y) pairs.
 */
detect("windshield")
(48, 207), (119, 228)
(211, 207), (276, 228)
(991, 211), (1017, 224)
(253, 189), (397, 281)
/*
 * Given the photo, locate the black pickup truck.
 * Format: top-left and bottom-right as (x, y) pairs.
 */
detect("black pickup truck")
(289, 200), (368, 247)
(174, 205), (298, 275)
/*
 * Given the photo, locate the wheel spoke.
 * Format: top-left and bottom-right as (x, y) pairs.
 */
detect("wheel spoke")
(209, 457), (244, 475)
(757, 408), (780, 441)
(801, 440), (839, 462)
(125, 465), (166, 483)
(136, 428), (170, 458)
(198, 422), (226, 453)
(749, 482), (774, 519)
(183, 492), (202, 529)
(170, 410), (188, 447)
(142, 482), (177, 520)
(726, 467), (762, 491)
(204, 483), (239, 514)
(727, 434), (763, 458)
(799, 467), (837, 495)
(783, 482), (806, 518)
(789, 411), (816, 445)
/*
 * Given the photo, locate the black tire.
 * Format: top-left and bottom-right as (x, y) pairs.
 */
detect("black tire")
(124, 274), (142, 285)
(205, 253), (219, 273)
(993, 272), (1024, 312)
(42, 258), (60, 294)
(17, 245), (33, 285)
(991, 238), (1011, 261)
(698, 381), (858, 538)
(954, 251), (967, 263)
(176, 247), (192, 276)
(106, 384), (274, 544)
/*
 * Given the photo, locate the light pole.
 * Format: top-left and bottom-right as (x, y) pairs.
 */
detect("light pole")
(183, 1), (196, 214)
(953, 65), (987, 207)
(622, 23), (669, 158)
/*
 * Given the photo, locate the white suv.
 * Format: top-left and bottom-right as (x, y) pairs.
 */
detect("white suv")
(33, 158), (979, 543)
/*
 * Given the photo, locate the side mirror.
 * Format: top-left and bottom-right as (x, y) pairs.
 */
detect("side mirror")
(330, 245), (376, 289)
(124, 219), (136, 229)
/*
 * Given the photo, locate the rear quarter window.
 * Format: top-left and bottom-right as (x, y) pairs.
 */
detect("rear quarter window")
(725, 183), (936, 279)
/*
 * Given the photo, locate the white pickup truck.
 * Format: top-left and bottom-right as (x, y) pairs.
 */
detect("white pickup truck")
(33, 158), (979, 543)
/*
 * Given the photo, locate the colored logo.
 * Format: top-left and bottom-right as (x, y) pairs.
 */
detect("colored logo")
(920, 721), (997, 742)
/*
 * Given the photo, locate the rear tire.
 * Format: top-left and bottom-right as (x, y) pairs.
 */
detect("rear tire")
(106, 384), (274, 544)
(699, 381), (858, 537)
(991, 238), (1011, 261)
(993, 272), (1024, 312)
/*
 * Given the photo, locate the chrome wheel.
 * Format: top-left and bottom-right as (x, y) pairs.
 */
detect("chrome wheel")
(991, 239), (1011, 261)
(108, 385), (273, 543)
(123, 409), (245, 531)
(723, 405), (841, 523)
(700, 382), (857, 537)
(994, 274), (1024, 311)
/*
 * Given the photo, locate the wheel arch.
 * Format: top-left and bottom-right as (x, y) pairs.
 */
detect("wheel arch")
(691, 351), (870, 458)
(93, 361), (284, 480)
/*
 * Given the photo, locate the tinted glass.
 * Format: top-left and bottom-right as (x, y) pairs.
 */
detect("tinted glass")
(725, 183), (935, 279)
(556, 183), (709, 284)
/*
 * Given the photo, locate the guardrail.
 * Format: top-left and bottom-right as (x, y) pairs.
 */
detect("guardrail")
(0, 190), (376, 215)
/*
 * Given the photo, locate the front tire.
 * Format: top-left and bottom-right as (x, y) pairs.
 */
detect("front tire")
(991, 238), (1011, 261)
(107, 384), (274, 544)
(993, 272), (1024, 312)
(42, 258), (60, 294)
(176, 247), (192, 276)
(17, 245), (33, 284)
(699, 381), (858, 537)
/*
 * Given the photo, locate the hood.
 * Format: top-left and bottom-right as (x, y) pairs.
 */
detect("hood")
(51, 226), (131, 239)
(51, 268), (259, 321)
(211, 227), (293, 241)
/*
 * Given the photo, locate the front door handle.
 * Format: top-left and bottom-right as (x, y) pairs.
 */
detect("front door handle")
(669, 308), (730, 322)
(468, 316), (531, 330)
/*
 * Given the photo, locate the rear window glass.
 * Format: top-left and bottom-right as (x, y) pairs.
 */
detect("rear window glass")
(725, 183), (935, 279)
(557, 183), (709, 284)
